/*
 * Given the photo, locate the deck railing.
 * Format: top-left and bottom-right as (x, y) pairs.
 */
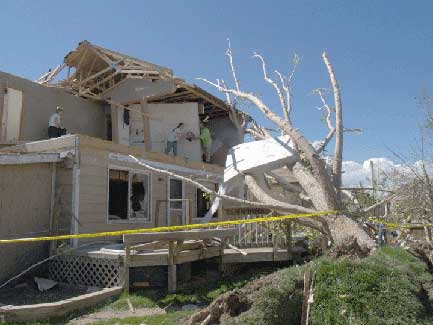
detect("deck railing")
(228, 216), (292, 249)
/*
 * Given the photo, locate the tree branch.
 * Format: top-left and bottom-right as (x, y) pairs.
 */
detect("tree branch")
(220, 79), (243, 140)
(323, 52), (343, 204)
(253, 53), (288, 120)
(129, 155), (315, 214)
(275, 54), (299, 121)
(226, 38), (240, 91)
(197, 77), (338, 209)
(313, 88), (336, 153)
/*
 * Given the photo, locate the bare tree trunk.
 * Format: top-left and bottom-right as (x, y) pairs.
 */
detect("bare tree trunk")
(244, 175), (327, 233)
(323, 52), (343, 203)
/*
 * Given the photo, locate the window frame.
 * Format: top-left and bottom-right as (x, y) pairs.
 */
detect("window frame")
(107, 165), (152, 224)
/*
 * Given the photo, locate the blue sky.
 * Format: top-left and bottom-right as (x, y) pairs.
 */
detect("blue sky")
(0, 0), (432, 162)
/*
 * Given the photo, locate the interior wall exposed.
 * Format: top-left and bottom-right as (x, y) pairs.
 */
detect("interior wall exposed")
(0, 70), (106, 142)
(129, 102), (201, 162)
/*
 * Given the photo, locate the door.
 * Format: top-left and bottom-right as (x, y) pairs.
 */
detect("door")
(0, 88), (23, 142)
(167, 178), (185, 226)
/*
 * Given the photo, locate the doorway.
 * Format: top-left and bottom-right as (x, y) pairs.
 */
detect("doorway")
(167, 178), (186, 226)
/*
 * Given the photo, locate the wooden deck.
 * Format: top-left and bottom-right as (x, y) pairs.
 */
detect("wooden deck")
(63, 228), (305, 292)
(70, 242), (294, 265)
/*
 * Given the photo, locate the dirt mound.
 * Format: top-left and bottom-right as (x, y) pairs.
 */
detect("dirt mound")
(184, 269), (302, 324)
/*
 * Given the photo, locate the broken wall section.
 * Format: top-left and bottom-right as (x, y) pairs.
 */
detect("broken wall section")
(0, 70), (106, 142)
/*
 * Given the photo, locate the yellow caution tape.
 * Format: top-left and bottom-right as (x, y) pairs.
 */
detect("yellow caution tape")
(368, 217), (433, 229)
(0, 211), (338, 244)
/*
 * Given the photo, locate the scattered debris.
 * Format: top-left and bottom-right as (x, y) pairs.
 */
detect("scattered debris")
(126, 298), (135, 313)
(132, 281), (150, 288)
(34, 277), (57, 292)
(86, 286), (100, 294)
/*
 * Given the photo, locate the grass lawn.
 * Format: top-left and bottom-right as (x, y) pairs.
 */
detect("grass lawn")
(89, 310), (194, 325)
(223, 247), (433, 324)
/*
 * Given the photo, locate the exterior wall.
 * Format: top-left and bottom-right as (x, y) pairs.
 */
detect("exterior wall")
(0, 70), (106, 142)
(56, 166), (73, 233)
(77, 140), (223, 243)
(0, 164), (52, 282)
(78, 146), (185, 242)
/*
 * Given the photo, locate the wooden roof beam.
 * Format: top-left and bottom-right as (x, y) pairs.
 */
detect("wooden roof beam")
(89, 44), (116, 66)
(76, 65), (114, 87)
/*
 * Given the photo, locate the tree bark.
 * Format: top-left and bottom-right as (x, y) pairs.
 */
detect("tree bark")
(244, 174), (328, 233)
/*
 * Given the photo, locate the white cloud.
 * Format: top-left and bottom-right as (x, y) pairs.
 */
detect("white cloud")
(342, 158), (405, 187)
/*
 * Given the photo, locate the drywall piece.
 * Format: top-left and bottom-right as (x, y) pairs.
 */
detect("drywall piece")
(34, 277), (57, 292)
(224, 135), (299, 183)
(1, 88), (23, 142)
(202, 136), (299, 221)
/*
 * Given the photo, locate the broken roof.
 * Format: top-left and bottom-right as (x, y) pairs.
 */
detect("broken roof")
(37, 40), (235, 119)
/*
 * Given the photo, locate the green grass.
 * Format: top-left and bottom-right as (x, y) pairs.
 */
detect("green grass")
(224, 247), (433, 325)
(90, 310), (194, 325)
(311, 247), (433, 325)
(99, 291), (158, 311)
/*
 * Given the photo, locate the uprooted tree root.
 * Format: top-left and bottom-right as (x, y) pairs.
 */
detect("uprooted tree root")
(328, 236), (372, 258)
(184, 271), (286, 325)
(408, 241), (433, 272)
(187, 291), (251, 325)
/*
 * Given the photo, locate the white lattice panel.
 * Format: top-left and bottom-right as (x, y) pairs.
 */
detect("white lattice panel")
(49, 255), (123, 288)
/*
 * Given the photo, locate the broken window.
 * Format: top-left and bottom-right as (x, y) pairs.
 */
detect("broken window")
(196, 183), (219, 218)
(108, 169), (129, 220)
(108, 168), (151, 222)
(130, 173), (150, 220)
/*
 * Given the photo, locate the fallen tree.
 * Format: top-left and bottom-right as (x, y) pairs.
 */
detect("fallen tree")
(128, 42), (376, 255)
(195, 42), (375, 254)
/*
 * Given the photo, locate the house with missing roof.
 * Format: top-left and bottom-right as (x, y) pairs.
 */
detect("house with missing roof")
(0, 42), (298, 299)
(0, 41), (244, 283)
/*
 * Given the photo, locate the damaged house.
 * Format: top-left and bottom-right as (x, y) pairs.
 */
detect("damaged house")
(0, 42), (302, 302)
(0, 41), (242, 285)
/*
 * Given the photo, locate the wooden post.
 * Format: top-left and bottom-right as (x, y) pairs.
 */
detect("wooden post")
(168, 241), (176, 293)
(140, 100), (151, 151)
(370, 160), (376, 194)
(110, 103), (119, 144)
(124, 243), (130, 294)
(287, 222), (292, 257)
(272, 231), (278, 261)
(301, 269), (312, 325)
